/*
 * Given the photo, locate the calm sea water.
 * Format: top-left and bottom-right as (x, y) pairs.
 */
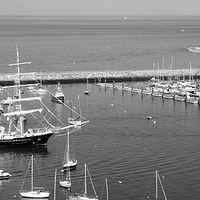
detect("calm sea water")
(0, 16), (200, 200)
(0, 16), (200, 73)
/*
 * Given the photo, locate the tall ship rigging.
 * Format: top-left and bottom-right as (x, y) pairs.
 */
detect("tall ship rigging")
(0, 46), (89, 147)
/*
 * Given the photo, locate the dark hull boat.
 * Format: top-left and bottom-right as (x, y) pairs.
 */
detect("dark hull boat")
(0, 131), (53, 148)
(51, 82), (65, 103)
(51, 94), (64, 103)
(0, 170), (12, 180)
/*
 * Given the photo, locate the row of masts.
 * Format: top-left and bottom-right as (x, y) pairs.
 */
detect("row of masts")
(153, 56), (193, 82)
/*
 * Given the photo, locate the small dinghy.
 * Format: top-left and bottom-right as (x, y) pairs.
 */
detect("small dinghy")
(0, 170), (12, 180)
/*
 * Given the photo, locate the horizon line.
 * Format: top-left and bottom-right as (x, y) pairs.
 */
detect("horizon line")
(0, 14), (200, 18)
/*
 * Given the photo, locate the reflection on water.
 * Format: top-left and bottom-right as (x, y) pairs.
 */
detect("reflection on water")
(0, 146), (48, 156)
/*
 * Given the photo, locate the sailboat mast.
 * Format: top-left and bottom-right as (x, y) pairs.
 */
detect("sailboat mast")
(8, 45), (31, 135)
(67, 129), (70, 162)
(106, 178), (109, 200)
(157, 172), (168, 200)
(189, 61), (192, 82)
(156, 170), (158, 200)
(78, 95), (81, 117)
(69, 100), (74, 118)
(16, 47), (24, 134)
(54, 169), (57, 200)
(31, 155), (34, 191)
(84, 163), (87, 196)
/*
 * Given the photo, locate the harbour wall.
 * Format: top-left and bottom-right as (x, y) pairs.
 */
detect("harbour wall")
(0, 69), (200, 86)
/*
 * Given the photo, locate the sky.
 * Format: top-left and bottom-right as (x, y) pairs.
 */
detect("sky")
(1, 0), (200, 16)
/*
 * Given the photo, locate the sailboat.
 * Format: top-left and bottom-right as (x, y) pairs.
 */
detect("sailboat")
(84, 79), (90, 96)
(62, 128), (77, 170)
(0, 46), (89, 147)
(51, 82), (65, 103)
(19, 155), (50, 198)
(32, 72), (47, 95)
(69, 163), (98, 200)
(68, 95), (83, 126)
(59, 169), (71, 188)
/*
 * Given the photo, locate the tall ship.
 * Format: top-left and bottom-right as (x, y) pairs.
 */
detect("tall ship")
(0, 46), (89, 147)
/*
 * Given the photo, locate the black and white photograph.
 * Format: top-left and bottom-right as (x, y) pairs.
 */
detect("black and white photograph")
(0, 0), (200, 199)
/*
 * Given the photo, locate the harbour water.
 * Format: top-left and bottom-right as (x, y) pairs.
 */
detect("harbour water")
(0, 16), (200, 199)
(1, 83), (200, 199)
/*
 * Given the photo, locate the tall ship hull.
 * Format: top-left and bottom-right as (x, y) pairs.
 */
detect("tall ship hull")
(0, 132), (53, 147)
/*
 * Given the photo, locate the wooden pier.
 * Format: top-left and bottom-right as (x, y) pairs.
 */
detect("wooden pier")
(0, 69), (200, 85)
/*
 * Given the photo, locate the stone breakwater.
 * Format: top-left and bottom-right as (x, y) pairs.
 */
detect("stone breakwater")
(0, 69), (200, 85)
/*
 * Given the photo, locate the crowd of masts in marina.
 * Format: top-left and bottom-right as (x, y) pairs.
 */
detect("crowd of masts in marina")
(96, 75), (200, 104)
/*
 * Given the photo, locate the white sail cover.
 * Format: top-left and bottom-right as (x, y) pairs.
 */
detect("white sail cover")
(2, 108), (43, 117)
(1, 97), (41, 104)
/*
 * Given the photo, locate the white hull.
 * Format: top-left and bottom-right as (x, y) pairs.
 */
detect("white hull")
(59, 180), (71, 188)
(79, 197), (98, 200)
(69, 196), (98, 200)
(63, 159), (77, 169)
(20, 190), (50, 198)
(33, 88), (47, 94)
(68, 118), (82, 126)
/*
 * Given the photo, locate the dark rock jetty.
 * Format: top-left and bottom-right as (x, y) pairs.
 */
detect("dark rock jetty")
(0, 69), (200, 86)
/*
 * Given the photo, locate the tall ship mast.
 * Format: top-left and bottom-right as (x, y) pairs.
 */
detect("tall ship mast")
(0, 46), (89, 147)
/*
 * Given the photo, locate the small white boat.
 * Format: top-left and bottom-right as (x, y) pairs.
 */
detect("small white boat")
(84, 89), (90, 96)
(62, 128), (77, 170)
(0, 170), (12, 180)
(32, 86), (47, 95)
(141, 87), (152, 95)
(68, 95), (83, 126)
(84, 79), (90, 96)
(59, 170), (71, 189)
(131, 88), (142, 93)
(19, 155), (50, 199)
(185, 93), (199, 104)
